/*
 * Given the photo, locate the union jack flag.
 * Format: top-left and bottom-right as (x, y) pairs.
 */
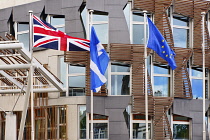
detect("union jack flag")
(33, 15), (90, 51)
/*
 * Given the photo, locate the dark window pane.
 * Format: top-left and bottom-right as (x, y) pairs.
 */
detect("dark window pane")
(89, 123), (108, 139)
(173, 124), (189, 139)
(111, 75), (130, 95)
(79, 106), (86, 139)
(133, 123), (151, 139)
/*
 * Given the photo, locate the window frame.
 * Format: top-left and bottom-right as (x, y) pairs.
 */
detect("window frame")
(172, 115), (191, 140)
(87, 10), (109, 44)
(130, 114), (152, 140)
(67, 63), (86, 97)
(108, 62), (132, 96)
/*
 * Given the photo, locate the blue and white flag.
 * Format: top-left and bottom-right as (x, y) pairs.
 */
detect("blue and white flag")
(90, 26), (110, 92)
(147, 17), (177, 70)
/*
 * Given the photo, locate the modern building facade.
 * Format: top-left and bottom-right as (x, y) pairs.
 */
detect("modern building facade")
(0, 0), (209, 140)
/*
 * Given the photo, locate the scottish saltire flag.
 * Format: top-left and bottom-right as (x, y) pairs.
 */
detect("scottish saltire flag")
(33, 15), (90, 51)
(90, 26), (110, 92)
(147, 17), (177, 70)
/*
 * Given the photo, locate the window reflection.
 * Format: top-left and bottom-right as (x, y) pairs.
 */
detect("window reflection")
(91, 11), (108, 44)
(111, 62), (130, 95)
(173, 28), (188, 48)
(154, 65), (170, 74)
(133, 24), (144, 44)
(111, 75), (130, 95)
(154, 77), (169, 97)
(17, 23), (29, 51)
(68, 64), (86, 96)
(192, 79), (203, 99)
(133, 123), (151, 139)
(50, 15), (65, 26)
(173, 15), (189, 48)
(93, 24), (108, 44)
(79, 106), (86, 139)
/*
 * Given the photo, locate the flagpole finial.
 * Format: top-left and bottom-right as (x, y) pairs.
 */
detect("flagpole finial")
(29, 10), (33, 13)
(201, 12), (206, 15)
(143, 10), (147, 13)
(89, 10), (94, 13)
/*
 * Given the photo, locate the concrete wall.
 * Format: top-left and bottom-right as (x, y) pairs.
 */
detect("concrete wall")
(173, 99), (210, 140)
(86, 96), (131, 140)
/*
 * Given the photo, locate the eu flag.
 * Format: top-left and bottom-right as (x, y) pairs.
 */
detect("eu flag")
(147, 17), (177, 70)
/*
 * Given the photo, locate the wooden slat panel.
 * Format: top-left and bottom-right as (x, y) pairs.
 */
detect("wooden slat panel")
(173, 47), (192, 98)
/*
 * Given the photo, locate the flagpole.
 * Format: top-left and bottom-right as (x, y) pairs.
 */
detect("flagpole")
(89, 9), (94, 140)
(201, 11), (206, 140)
(29, 10), (35, 140)
(143, 10), (149, 140)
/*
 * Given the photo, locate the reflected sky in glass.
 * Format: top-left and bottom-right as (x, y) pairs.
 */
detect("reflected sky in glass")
(69, 65), (85, 74)
(154, 77), (169, 97)
(173, 28), (188, 48)
(57, 27), (65, 32)
(81, 7), (87, 32)
(93, 14), (108, 22)
(111, 75), (130, 95)
(59, 57), (66, 87)
(173, 124), (189, 139)
(111, 64), (130, 72)
(173, 17), (188, 26)
(51, 17), (65, 26)
(69, 76), (85, 87)
(192, 79), (203, 99)
(191, 68), (202, 77)
(18, 33), (29, 51)
(133, 24), (144, 44)
(132, 12), (144, 22)
(93, 24), (108, 44)
(123, 3), (130, 30)
(18, 23), (29, 32)
(154, 65), (169, 74)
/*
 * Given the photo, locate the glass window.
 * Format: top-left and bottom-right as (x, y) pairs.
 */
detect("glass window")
(133, 123), (151, 139)
(132, 114), (152, 139)
(172, 15), (190, 48)
(49, 15), (65, 32)
(79, 106), (86, 139)
(123, 3), (131, 31)
(173, 115), (190, 139)
(131, 12), (150, 44)
(191, 68), (208, 99)
(89, 11), (108, 44)
(153, 65), (171, 97)
(89, 114), (109, 139)
(59, 56), (67, 97)
(68, 64), (86, 96)
(110, 62), (131, 95)
(17, 23), (29, 51)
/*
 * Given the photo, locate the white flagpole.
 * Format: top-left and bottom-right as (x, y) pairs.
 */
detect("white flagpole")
(201, 11), (206, 140)
(143, 10), (149, 140)
(29, 10), (35, 140)
(89, 9), (94, 140)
